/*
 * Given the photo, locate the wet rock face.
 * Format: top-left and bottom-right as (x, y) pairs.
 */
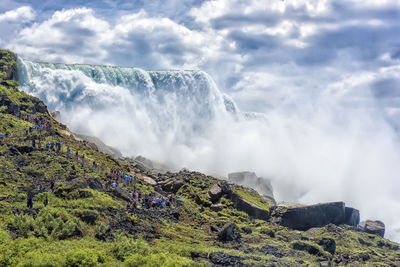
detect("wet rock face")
(273, 202), (346, 231)
(218, 223), (241, 243)
(344, 207), (360, 226)
(360, 220), (385, 237)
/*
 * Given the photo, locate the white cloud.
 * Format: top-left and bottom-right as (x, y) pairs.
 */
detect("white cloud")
(0, 6), (35, 22)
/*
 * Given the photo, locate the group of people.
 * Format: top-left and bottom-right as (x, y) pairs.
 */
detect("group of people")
(7, 111), (181, 212)
(26, 182), (54, 209)
(131, 192), (178, 209)
(107, 168), (136, 188)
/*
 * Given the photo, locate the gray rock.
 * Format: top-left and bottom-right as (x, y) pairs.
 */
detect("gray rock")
(228, 171), (274, 199)
(221, 182), (232, 195)
(161, 179), (184, 193)
(87, 178), (103, 191)
(231, 191), (269, 220)
(208, 183), (222, 203)
(110, 188), (132, 202)
(360, 220), (385, 237)
(344, 207), (360, 226)
(218, 223), (241, 242)
(273, 202), (345, 231)
(211, 203), (223, 212)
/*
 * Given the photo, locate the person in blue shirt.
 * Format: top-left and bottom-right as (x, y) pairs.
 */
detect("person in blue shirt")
(0, 133), (4, 142)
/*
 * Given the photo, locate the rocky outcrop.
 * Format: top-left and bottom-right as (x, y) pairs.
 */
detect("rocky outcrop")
(110, 188), (132, 202)
(218, 223), (241, 242)
(360, 220), (385, 237)
(231, 191), (269, 220)
(344, 207), (360, 226)
(208, 183), (222, 203)
(87, 178), (103, 191)
(139, 175), (157, 186)
(272, 202), (346, 231)
(161, 179), (184, 193)
(228, 171), (275, 202)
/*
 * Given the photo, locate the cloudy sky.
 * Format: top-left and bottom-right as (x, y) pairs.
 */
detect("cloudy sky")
(1, 0), (400, 114)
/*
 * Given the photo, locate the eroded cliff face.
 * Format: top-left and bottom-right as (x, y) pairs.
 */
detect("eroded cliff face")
(0, 49), (18, 81)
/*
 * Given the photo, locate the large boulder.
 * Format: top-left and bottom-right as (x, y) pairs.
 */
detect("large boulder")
(228, 171), (274, 199)
(344, 207), (360, 226)
(87, 178), (103, 191)
(273, 202), (345, 231)
(161, 179), (184, 193)
(360, 220), (385, 237)
(231, 191), (269, 220)
(53, 178), (88, 198)
(218, 223), (241, 242)
(208, 183), (222, 203)
(110, 188), (132, 202)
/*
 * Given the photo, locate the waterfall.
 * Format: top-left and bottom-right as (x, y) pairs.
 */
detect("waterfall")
(17, 57), (400, 241)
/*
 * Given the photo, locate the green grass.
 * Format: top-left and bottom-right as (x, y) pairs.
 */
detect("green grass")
(233, 186), (271, 211)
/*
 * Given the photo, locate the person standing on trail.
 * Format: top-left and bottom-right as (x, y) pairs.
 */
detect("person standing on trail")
(0, 132), (4, 142)
(50, 181), (55, 191)
(27, 196), (33, 209)
(46, 141), (50, 150)
(67, 147), (71, 153)
(38, 139), (41, 149)
(44, 195), (48, 207)
(81, 154), (85, 165)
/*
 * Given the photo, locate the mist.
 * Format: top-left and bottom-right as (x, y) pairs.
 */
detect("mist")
(18, 57), (400, 241)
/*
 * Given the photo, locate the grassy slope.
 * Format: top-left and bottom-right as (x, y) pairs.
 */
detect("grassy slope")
(0, 49), (399, 266)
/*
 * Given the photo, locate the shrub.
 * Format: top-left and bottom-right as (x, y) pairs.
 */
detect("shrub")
(95, 222), (110, 240)
(112, 235), (150, 261)
(65, 248), (98, 267)
(18, 251), (65, 267)
(12, 213), (35, 238)
(10, 208), (82, 240)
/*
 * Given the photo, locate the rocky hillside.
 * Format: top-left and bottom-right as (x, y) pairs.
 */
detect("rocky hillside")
(1, 49), (399, 266)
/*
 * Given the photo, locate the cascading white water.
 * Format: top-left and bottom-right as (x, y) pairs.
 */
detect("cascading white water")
(17, 57), (400, 241)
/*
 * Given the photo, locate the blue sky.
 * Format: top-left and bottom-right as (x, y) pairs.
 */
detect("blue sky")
(1, 0), (400, 114)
